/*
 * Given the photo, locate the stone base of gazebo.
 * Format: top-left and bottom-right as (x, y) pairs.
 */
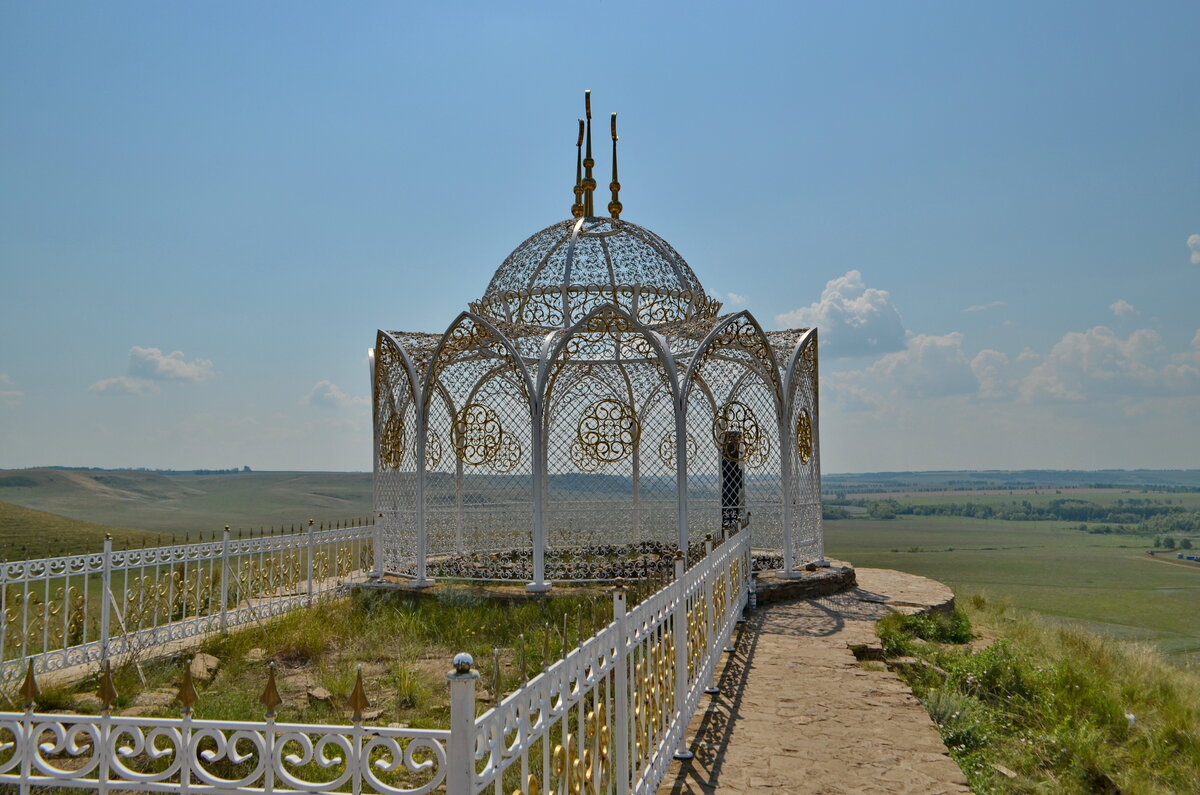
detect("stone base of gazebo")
(753, 558), (856, 605)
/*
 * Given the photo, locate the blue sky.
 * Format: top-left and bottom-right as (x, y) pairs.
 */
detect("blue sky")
(2, 1), (1198, 473)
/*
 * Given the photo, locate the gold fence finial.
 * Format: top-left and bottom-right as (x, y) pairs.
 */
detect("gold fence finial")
(347, 664), (370, 722)
(20, 659), (39, 709)
(608, 112), (622, 220)
(582, 90), (596, 216)
(260, 661), (282, 718)
(572, 119), (585, 218)
(98, 660), (118, 711)
(177, 659), (198, 713)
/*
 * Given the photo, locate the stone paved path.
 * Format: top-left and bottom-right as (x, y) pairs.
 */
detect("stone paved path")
(657, 568), (971, 795)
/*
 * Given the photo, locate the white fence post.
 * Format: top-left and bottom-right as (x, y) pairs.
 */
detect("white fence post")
(99, 533), (112, 665)
(704, 535), (719, 695)
(671, 551), (692, 760)
(220, 525), (231, 634)
(446, 652), (479, 795)
(306, 519), (315, 605)
(612, 587), (630, 795)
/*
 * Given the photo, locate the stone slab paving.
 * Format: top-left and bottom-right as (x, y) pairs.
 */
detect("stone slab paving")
(658, 567), (970, 795)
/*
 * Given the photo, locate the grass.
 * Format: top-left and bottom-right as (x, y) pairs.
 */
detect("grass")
(18, 586), (617, 728)
(825, 514), (1200, 662)
(878, 596), (1200, 793)
(0, 499), (158, 558)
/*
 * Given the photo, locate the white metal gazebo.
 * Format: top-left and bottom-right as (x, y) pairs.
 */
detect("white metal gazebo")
(371, 93), (824, 591)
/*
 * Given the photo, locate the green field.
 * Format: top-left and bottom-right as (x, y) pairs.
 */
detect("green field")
(825, 515), (1200, 662)
(0, 500), (160, 558)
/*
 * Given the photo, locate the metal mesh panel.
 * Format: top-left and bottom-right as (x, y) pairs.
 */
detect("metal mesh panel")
(683, 315), (785, 568)
(541, 306), (679, 579)
(787, 331), (824, 563)
(374, 333), (419, 576)
(423, 315), (534, 580)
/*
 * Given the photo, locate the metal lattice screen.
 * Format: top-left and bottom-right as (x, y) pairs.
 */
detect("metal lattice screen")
(787, 331), (823, 564)
(374, 333), (419, 577)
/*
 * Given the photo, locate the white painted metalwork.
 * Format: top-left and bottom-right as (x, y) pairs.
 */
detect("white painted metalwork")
(0, 711), (447, 794)
(1, 524), (374, 683)
(373, 212), (824, 589)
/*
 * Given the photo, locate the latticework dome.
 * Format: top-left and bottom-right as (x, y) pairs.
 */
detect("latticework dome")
(470, 217), (721, 329)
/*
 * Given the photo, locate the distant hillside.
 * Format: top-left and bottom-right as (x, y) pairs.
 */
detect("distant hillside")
(823, 469), (1200, 494)
(0, 500), (159, 558)
(0, 469), (373, 536)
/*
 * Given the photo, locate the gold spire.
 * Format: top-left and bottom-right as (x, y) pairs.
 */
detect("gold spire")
(98, 660), (118, 711)
(260, 661), (282, 718)
(609, 112), (622, 220)
(582, 90), (596, 217)
(20, 659), (39, 709)
(347, 664), (370, 722)
(572, 119), (585, 218)
(176, 658), (198, 713)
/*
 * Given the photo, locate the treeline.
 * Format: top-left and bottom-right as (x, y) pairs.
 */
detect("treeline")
(827, 497), (1200, 534)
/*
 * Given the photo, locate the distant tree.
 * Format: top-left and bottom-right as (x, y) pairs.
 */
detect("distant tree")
(1182, 538), (1193, 550)
(1164, 537), (1176, 549)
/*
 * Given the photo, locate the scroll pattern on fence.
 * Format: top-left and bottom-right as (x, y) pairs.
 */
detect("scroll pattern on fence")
(1, 525), (375, 682)
(0, 713), (449, 794)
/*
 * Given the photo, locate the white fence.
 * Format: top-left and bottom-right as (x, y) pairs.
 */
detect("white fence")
(0, 531), (750, 794)
(1, 523), (375, 683)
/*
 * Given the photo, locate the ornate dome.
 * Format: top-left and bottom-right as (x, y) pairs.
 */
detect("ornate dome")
(470, 216), (721, 329)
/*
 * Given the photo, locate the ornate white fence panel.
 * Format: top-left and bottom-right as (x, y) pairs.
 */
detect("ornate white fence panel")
(0, 712), (448, 794)
(469, 531), (750, 795)
(1, 524), (374, 683)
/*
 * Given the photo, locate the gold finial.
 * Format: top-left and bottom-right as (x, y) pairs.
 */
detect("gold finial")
(260, 661), (282, 718)
(177, 658), (198, 713)
(582, 90), (596, 216)
(20, 659), (39, 709)
(608, 112), (622, 219)
(98, 660), (118, 711)
(572, 119), (585, 218)
(347, 664), (370, 722)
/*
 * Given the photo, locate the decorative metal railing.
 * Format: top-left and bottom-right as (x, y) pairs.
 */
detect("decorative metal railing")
(468, 530), (750, 795)
(0, 531), (749, 794)
(1, 523), (375, 683)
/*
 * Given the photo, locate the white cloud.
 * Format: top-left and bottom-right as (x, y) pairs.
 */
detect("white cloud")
(726, 292), (747, 305)
(1189, 233), (1200, 265)
(0, 374), (21, 407)
(970, 349), (1015, 400)
(963, 301), (1006, 313)
(305, 380), (369, 410)
(775, 270), (905, 357)
(1108, 299), (1137, 318)
(88, 376), (160, 396)
(128, 347), (214, 382)
(1193, 329), (1200, 350)
(829, 332), (979, 408)
(1020, 326), (1200, 402)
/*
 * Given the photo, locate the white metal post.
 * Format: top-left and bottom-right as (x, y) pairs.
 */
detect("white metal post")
(671, 552), (693, 760)
(100, 533), (112, 665)
(528, 396), (549, 593)
(305, 519), (315, 605)
(446, 653), (479, 795)
(674, 401), (689, 557)
(612, 587), (630, 795)
(220, 525), (230, 634)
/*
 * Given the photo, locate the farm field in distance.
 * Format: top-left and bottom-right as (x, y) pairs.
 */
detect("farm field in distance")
(2, 466), (1198, 664)
(822, 471), (1200, 665)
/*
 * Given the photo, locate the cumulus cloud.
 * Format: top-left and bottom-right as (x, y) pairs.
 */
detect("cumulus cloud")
(970, 349), (1015, 400)
(829, 332), (980, 408)
(726, 292), (747, 305)
(1109, 299), (1137, 318)
(88, 376), (160, 396)
(128, 347), (214, 382)
(305, 380), (369, 410)
(1189, 234), (1200, 265)
(0, 374), (22, 407)
(775, 270), (905, 357)
(88, 346), (215, 396)
(963, 301), (1006, 313)
(1020, 326), (1200, 402)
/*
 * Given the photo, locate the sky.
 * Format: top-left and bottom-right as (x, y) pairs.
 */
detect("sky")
(1, 1), (1198, 474)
